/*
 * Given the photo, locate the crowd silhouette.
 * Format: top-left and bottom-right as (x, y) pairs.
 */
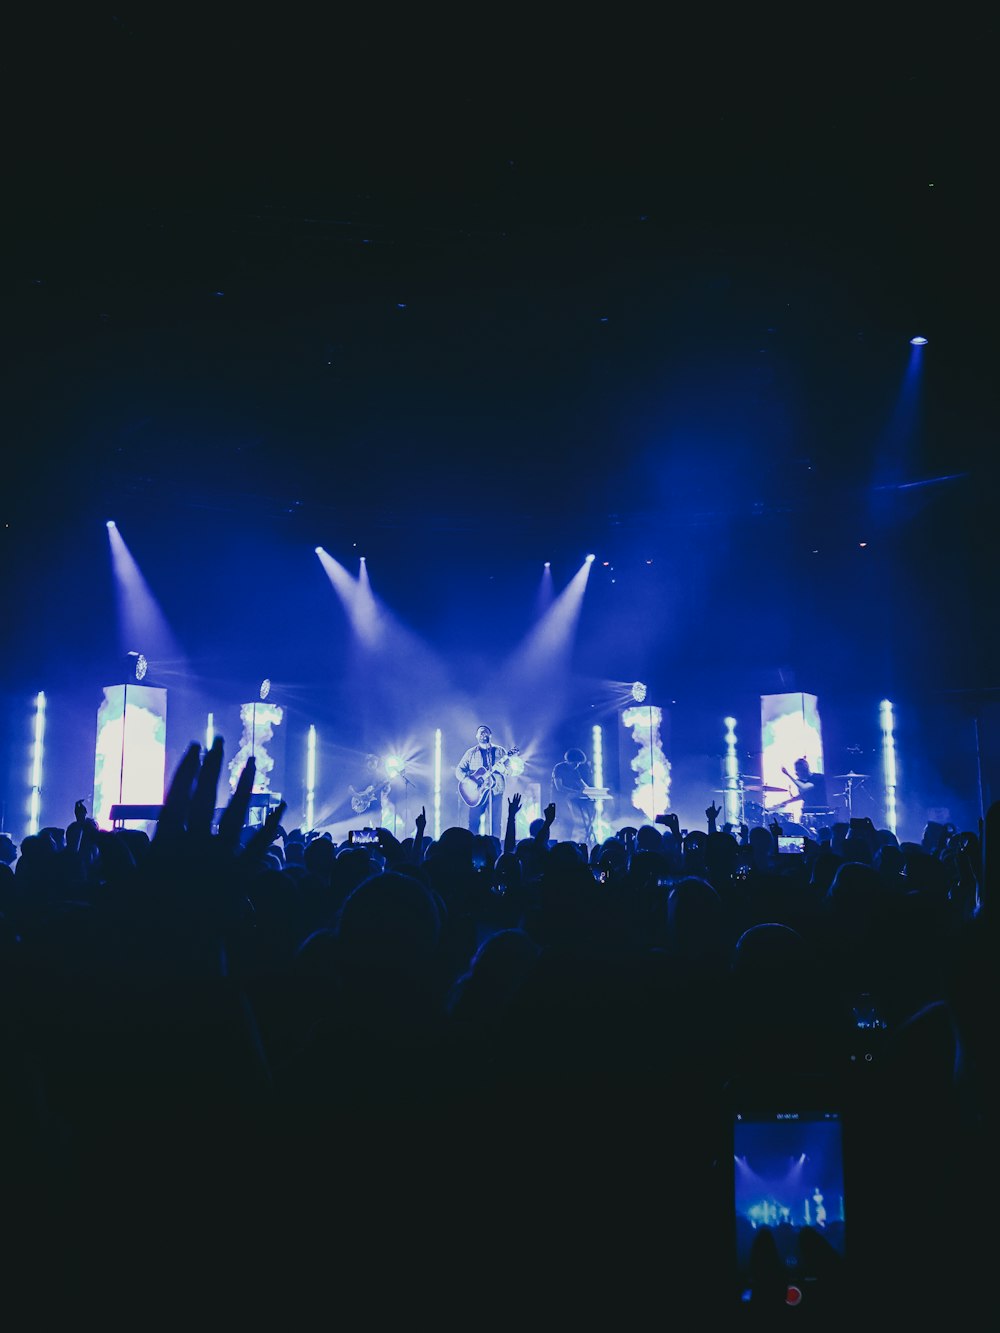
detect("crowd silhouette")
(0, 737), (993, 1324)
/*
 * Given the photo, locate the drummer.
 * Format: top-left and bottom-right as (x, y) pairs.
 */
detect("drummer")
(780, 757), (829, 822)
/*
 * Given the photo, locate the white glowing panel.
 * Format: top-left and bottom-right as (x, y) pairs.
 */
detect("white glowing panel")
(760, 693), (823, 812)
(93, 684), (167, 829)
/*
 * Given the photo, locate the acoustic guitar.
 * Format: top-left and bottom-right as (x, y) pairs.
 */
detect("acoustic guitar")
(458, 746), (519, 808)
(351, 782), (389, 814)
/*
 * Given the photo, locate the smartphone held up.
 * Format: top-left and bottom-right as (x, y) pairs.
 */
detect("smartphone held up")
(348, 828), (380, 846)
(728, 1076), (849, 1316)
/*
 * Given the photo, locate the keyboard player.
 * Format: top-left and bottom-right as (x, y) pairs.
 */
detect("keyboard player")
(551, 748), (598, 843)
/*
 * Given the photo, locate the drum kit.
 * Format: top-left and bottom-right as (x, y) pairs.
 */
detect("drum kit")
(711, 776), (788, 828)
(831, 771), (870, 819)
(712, 770), (871, 831)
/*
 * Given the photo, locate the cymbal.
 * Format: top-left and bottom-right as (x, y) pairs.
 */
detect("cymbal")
(761, 784), (786, 793)
(833, 771), (869, 779)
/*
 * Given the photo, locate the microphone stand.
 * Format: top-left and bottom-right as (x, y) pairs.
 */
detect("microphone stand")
(399, 770), (415, 837)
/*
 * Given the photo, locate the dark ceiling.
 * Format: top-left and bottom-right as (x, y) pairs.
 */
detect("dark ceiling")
(3, 12), (997, 699)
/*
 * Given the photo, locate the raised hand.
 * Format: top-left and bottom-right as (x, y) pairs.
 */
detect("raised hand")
(706, 800), (722, 824)
(242, 798), (289, 864)
(507, 792), (522, 819)
(414, 806), (427, 838)
(543, 802), (556, 825)
(154, 738), (252, 856)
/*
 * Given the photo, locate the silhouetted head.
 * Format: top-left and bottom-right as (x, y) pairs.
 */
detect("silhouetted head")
(667, 876), (723, 959)
(493, 851), (524, 893)
(303, 834), (337, 878)
(921, 820), (949, 855)
(636, 824), (664, 853)
(336, 870), (442, 971)
(564, 748), (586, 765)
(733, 921), (808, 975)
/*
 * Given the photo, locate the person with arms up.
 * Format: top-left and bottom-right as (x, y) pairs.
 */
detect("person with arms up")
(455, 725), (512, 837)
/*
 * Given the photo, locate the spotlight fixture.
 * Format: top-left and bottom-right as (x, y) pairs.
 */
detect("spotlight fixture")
(106, 519), (116, 529)
(909, 335), (928, 346)
(314, 546), (324, 555)
(631, 681), (647, 703)
(259, 678), (271, 701)
(384, 754), (405, 778)
(125, 651), (148, 682)
(585, 553), (596, 563)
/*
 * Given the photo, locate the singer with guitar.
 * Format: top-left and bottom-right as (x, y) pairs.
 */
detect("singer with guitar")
(455, 725), (515, 836)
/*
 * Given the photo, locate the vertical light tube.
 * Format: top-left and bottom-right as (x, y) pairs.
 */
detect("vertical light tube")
(28, 690), (46, 835)
(880, 699), (897, 836)
(305, 724), (316, 832)
(723, 716), (739, 826)
(591, 723), (606, 840)
(433, 729), (442, 840)
(205, 712), (215, 751)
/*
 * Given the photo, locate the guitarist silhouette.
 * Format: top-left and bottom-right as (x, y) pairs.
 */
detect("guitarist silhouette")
(349, 754), (391, 824)
(455, 724), (514, 836)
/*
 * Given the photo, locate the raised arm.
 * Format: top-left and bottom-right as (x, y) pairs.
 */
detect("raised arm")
(504, 792), (521, 855)
(411, 806), (428, 864)
(536, 802), (556, 845)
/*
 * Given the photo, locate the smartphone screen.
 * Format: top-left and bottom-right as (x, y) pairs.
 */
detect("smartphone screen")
(777, 835), (805, 854)
(731, 1085), (848, 1313)
(847, 991), (889, 1070)
(349, 828), (380, 845)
